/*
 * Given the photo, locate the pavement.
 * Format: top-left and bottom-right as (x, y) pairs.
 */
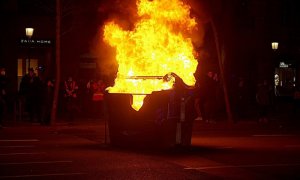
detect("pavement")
(197, 114), (300, 131)
(2, 114), (300, 134)
(1, 118), (300, 179)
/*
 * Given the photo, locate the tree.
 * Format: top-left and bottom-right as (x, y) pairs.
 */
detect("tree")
(51, 0), (61, 124)
(210, 19), (233, 123)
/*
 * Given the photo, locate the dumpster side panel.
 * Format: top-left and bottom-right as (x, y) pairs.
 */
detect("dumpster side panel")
(105, 91), (177, 148)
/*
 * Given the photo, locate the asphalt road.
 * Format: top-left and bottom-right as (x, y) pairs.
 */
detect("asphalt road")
(1, 120), (300, 179)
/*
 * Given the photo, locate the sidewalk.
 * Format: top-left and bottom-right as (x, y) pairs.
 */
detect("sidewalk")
(193, 116), (300, 135)
(1, 117), (105, 127)
(2, 115), (300, 134)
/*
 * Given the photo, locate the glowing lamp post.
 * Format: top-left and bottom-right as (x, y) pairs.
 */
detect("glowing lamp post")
(25, 28), (34, 68)
(271, 41), (279, 95)
(271, 42), (279, 50)
(25, 28), (34, 39)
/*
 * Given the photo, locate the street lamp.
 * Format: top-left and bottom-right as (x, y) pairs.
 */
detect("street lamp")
(25, 28), (34, 39)
(25, 28), (34, 69)
(271, 41), (279, 96)
(271, 42), (279, 51)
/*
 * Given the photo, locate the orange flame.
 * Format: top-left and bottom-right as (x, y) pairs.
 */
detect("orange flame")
(103, 0), (198, 111)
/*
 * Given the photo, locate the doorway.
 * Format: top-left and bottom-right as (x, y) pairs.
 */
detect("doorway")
(17, 58), (39, 90)
(274, 66), (296, 96)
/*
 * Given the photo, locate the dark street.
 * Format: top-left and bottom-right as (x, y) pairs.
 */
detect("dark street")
(1, 119), (300, 179)
(1, 0), (300, 179)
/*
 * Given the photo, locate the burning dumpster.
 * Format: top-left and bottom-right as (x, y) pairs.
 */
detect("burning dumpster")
(105, 75), (196, 148)
(102, 0), (203, 148)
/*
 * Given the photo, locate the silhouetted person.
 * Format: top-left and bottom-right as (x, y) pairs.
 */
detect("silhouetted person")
(42, 78), (54, 125)
(194, 73), (206, 121)
(63, 76), (79, 121)
(293, 85), (300, 120)
(19, 68), (43, 123)
(87, 79), (106, 118)
(193, 71), (219, 123)
(205, 71), (219, 123)
(0, 68), (8, 127)
(256, 80), (271, 123)
(235, 77), (247, 121)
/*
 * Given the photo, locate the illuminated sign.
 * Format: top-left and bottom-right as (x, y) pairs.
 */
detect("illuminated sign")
(279, 62), (289, 68)
(19, 38), (52, 46)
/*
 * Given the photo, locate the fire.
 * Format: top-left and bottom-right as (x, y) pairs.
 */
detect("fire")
(103, 0), (198, 111)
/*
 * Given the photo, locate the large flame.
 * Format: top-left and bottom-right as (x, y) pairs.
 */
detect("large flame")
(103, 0), (198, 111)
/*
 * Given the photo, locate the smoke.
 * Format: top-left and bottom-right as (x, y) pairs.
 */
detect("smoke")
(90, 27), (117, 77)
(185, 0), (211, 49)
(90, 0), (138, 77)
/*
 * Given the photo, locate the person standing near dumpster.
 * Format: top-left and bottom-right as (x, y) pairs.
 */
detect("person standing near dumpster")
(0, 68), (8, 127)
(63, 76), (79, 121)
(88, 79), (106, 118)
(19, 68), (43, 123)
(256, 79), (272, 123)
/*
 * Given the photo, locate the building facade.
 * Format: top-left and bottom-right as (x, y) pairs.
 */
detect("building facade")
(0, 0), (55, 94)
(1, 0), (300, 101)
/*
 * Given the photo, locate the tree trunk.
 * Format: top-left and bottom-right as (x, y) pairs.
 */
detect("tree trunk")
(211, 19), (233, 123)
(51, 0), (61, 125)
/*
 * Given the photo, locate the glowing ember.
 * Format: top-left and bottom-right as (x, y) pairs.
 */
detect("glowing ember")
(103, 0), (198, 111)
